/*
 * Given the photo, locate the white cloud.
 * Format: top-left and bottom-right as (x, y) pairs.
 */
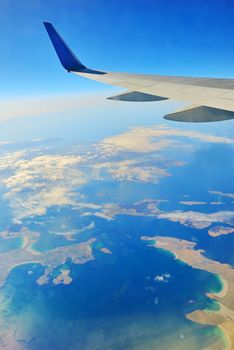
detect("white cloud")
(154, 273), (171, 283)
(98, 125), (234, 155)
(0, 123), (233, 224)
(1, 152), (86, 221)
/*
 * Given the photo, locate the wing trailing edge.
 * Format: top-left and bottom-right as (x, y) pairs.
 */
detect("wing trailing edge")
(107, 91), (168, 102)
(43, 22), (234, 123)
(164, 106), (234, 122)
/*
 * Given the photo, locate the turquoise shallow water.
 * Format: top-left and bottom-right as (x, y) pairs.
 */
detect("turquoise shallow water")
(0, 98), (233, 348)
(0, 230), (224, 349)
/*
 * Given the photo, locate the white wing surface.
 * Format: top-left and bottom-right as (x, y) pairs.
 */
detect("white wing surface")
(44, 22), (234, 122)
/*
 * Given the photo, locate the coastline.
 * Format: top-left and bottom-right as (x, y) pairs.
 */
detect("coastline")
(219, 324), (232, 350)
(209, 276), (231, 349)
(141, 235), (234, 350)
(212, 276), (229, 299)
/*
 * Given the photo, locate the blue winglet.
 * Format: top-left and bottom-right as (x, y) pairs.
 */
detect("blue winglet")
(43, 22), (86, 72)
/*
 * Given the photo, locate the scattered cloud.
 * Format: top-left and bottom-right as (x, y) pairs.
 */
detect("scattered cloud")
(93, 158), (173, 183)
(0, 124), (233, 224)
(154, 273), (171, 283)
(98, 125), (234, 155)
(1, 152), (86, 221)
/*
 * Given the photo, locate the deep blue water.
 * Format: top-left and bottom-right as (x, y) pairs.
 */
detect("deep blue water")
(0, 102), (233, 348)
(3, 137), (230, 348)
(1, 225), (223, 349)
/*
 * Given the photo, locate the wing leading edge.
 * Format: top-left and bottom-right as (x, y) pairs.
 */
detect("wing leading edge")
(44, 22), (234, 122)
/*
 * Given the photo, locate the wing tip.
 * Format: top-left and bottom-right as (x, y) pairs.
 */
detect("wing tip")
(43, 21), (86, 72)
(43, 22), (53, 29)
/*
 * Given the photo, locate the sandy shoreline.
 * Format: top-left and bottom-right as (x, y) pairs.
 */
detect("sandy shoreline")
(209, 277), (231, 350)
(214, 277), (229, 298)
(141, 235), (234, 350)
(219, 325), (232, 350)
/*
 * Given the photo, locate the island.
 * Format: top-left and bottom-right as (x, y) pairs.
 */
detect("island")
(0, 227), (96, 286)
(100, 247), (112, 254)
(141, 235), (234, 349)
(208, 226), (234, 237)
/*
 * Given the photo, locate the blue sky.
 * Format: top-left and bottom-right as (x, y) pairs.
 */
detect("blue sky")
(1, 0), (234, 97)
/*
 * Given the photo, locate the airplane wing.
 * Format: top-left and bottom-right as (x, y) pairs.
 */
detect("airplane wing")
(44, 22), (234, 122)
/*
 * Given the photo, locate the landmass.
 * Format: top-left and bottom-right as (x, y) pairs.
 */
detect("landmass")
(53, 269), (72, 285)
(157, 210), (234, 230)
(208, 226), (234, 237)
(0, 227), (95, 286)
(141, 235), (234, 349)
(179, 201), (207, 205)
(83, 199), (234, 236)
(211, 202), (225, 205)
(209, 191), (234, 200)
(100, 247), (112, 254)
